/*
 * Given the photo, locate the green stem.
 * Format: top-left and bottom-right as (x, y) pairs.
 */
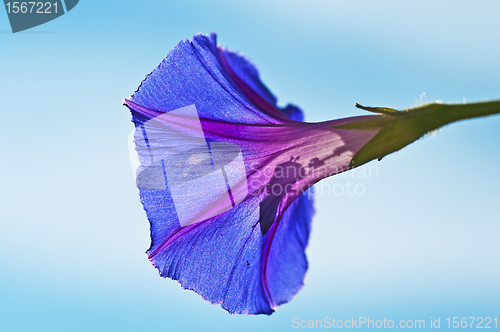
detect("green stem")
(333, 100), (500, 167)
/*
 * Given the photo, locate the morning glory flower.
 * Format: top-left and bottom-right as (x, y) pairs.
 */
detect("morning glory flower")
(124, 33), (500, 315)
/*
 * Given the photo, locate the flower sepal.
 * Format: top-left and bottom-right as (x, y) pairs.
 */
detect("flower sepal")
(333, 100), (500, 167)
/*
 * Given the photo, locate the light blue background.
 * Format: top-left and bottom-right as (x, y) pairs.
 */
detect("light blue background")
(1, 1), (499, 331)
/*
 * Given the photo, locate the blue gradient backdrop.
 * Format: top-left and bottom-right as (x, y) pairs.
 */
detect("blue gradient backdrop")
(0, 1), (499, 331)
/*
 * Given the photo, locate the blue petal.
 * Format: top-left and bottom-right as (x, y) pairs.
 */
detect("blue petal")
(145, 194), (273, 314)
(220, 48), (278, 107)
(265, 188), (314, 306)
(128, 35), (282, 126)
(140, 185), (314, 314)
(218, 41), (306, 122)
(281, 104), (305, 122)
